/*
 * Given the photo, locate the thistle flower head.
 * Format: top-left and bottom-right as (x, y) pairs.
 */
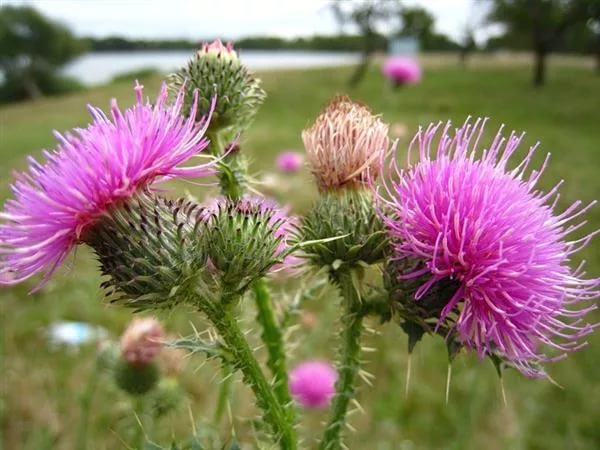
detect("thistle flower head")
(382, 57), (422, 86)
(0, 83), (214, 288)
(202, 196), (297, 295)
(276, 151), (304, 173)
(379, 118), (599, 376)
(90, 193), (209, 310)
(302, 96), (389, 191)
(120, 317), (164, 366)
(169, 39), (266, 144)
(289, 360), (337, 409)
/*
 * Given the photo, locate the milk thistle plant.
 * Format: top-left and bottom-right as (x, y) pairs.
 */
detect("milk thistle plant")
(1, 39), (598, 449)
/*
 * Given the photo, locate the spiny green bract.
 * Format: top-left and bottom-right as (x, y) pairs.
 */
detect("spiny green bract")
(203, 199), (289, 297)
(114, 358), (160, 395)
(84, 192), (207, 311)
(168, 51), (266, 145)
(298, 189), (388, 270)
(383, 257), (461, 340)
(383, 257), (534, 375)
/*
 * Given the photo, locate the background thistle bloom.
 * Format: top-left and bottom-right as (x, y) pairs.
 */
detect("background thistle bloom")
(276, 151), (304, 173)
(382, 57), (422, 86)
(302, 95), (389, 191)
(0, 82), (214, 287)
(289, 360), (337, 409)
(116, 316), (164, 395)
(379, 118), (599, 376)
(120, 317), (164, 366)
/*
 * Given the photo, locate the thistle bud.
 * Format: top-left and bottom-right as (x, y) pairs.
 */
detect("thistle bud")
(151, 377), (184, 417)
(83, 192), (208, 310)
(168, 39), (266, 145)
(200, 39), (238, 62)
(302, 96), (389, 191)
(115, 358), (160, 395)
(115, 317), (164, 395)
(202, 197), (296, 297)
(299, 189), (387, 270)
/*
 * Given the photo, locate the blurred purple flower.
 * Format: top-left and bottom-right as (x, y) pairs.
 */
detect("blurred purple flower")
(382, 57), (422, 86)
(379, 118), (599, 376)
(0, 82), (214, 288)
(289, 360), (337, 409)
(276, 151), (304, 173)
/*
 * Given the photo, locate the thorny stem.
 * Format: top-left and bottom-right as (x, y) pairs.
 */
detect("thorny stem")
(253, 279), (295, 417)
(211, 129), (245, 428)
(133, 395), (151, 449)
(203, 296), (297, 450)
(213, 362), (234, 427)
(319, 269), (365, 450)
(211, 131), (245, 201)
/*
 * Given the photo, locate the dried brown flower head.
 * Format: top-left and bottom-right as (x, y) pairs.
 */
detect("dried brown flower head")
(302, 96), (389, 190)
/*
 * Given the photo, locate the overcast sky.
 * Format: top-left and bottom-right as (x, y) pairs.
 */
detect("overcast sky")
(4, 0), (493, 42)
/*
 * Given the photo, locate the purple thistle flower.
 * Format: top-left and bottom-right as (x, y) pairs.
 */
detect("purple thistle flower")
(276, 151), (304, 173)
(289, 360), (337, 409)
(0, 82), (215, 288)
(379, 118), (599, 376)
(382, 57), (422, 86)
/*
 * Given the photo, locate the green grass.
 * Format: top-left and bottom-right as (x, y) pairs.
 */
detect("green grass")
(1, 57), (599, 450)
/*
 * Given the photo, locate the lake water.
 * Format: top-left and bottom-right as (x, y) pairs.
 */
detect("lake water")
(63, 50), (360, 85)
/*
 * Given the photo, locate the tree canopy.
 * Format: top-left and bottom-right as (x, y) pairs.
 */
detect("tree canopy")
(0, 5), (87, 101)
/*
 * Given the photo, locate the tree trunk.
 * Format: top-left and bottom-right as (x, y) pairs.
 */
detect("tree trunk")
(533, 48), (547, 86)
(348, 30), (376, 87)
(349, 52), (373, 87)
(459, 48), (469, 67)
(596, 34), (600, 75)
(22, 76), (43, 100)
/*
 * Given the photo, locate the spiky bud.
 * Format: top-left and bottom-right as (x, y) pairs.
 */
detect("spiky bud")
(298, 189), (387, 270)
(202, 197), (296, 297)
(151, 377), (184, 417)
(83, 192), (208, 310)
(114, 358), (160, 395)
(302, 95), (389, 191)
(168, 39), (266, 146)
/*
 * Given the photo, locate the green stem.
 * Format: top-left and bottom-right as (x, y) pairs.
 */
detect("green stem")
(319, 270), (365, 450)
(204, 302), (297, 449)
(133, 395), (151, 448)
(75, 360), (100, 450)
(210, 131), (245, 201)
(213, 363), (234, 426)
(253, 279), (294, 415)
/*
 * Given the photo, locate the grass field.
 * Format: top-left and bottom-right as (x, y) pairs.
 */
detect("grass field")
(1, 56), (599, 450)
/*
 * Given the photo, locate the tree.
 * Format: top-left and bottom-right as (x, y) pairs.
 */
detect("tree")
(398, 6), (435, 41)
(0, 6), (86, 101)
(396, 6), (460, 51)
(488, 0), (595, 86)
(332, 0), (400, 87)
